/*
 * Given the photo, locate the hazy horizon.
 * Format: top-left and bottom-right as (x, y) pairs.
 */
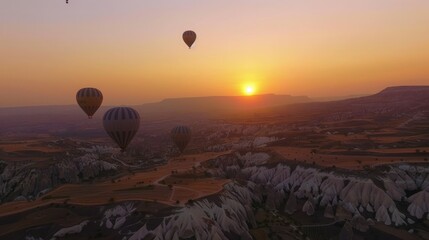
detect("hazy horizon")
(0, 85), (405, 108)
(1, 0), (429, 107)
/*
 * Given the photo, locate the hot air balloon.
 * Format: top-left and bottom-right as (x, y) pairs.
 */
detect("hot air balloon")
(171, 125), (192, 153)
(103, 107), (140, 152)
(76, 88), (103, 119)
(182, 30), (197, 49)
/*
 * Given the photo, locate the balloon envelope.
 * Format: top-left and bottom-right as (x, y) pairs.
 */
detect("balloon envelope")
(171, 125), (192, 153)
(182, 30), (197, 49)
(76, 88), (103, 119)
(103, 107), (140, 152)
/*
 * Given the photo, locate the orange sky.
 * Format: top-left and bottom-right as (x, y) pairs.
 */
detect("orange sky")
(0, 0), (428, 107)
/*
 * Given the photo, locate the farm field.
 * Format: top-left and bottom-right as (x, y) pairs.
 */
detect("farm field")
(271, 146), (429, 170)
(0, 151), (230, 217)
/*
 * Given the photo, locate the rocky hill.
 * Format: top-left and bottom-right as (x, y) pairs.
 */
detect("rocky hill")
(9, 152), (429, 240)
(0, 148), (117, 203)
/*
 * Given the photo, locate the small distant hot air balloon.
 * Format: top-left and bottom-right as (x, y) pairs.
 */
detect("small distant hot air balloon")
(171, 125), (192, 153)
(103, 107), (140, 152)
(182, 30), (197, 49)
(76, 88), (103, 119)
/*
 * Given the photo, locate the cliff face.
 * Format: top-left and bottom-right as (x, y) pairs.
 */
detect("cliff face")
(0, 151), (117, 203)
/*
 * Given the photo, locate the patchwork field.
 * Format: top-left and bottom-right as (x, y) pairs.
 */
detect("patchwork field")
(271, 146), (429, 170)
(0, 151), (230, 217)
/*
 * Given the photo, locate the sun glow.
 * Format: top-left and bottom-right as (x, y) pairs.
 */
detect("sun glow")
(240, 73), (260, 96)
(243, 85), (256, 96)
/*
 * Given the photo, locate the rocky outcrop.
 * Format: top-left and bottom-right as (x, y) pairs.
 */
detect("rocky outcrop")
(324, 204), (335, 219)
(0, 152), (117, 202)
(128, 182), (258, 240)
(101, 202), (136, 230)
(384, 165), (429, 219)
(207, 153), (429, 227)
(285, 193), (298, 214)
(237, 152), (270, 167)
(407, 188), (429, 219)
(52, 220), (89, 238)
(302, 198), (315, 216)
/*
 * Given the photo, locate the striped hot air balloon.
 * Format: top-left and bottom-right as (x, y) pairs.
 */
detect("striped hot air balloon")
(182, 30), (197, 49)
(76, 88), (103, 119)
(171, 125), (192, 153)
(103, 107), (140, 152)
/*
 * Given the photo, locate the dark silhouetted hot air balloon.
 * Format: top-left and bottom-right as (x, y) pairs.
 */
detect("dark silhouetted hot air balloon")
(171, 125), (192, 153)
(182, 30), (197, 49)
(103, 107), (140, 152)
(76, 88), (103, 119)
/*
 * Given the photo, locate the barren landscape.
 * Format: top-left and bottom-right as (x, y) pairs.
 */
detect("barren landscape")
(1, 86), (429, 239)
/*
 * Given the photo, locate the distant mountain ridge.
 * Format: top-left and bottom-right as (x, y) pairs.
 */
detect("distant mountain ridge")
(379, 85), (429, 93)
(260, 85), (429, 122)
(0, 86), (428, 135)
(137, 94), (311, 116)
(0, 94), (312, 135)
(337, 85), (429, 105)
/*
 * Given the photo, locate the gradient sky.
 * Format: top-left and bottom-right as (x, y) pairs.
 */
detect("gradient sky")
(1, 0), (428, 107)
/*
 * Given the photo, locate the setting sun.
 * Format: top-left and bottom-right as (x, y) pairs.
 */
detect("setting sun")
(243, 85), (256, 96)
